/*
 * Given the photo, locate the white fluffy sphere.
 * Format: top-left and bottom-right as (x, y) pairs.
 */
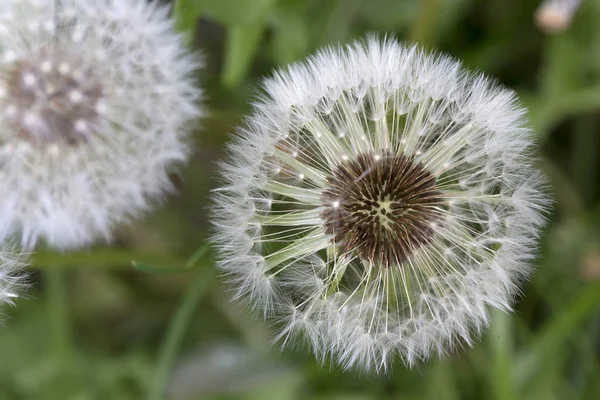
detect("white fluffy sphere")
(212, 36), (551, 372)
(0, 0), (202, 250)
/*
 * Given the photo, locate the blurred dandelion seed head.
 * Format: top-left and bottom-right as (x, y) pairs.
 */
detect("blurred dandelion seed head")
(535, 0), (582, 33)
(0, 0), (203, 250)
(0, 243), (28, 310)
(213, 35), (551, 372)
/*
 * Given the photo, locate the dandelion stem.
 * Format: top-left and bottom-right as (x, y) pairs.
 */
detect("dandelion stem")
(46, 269), (73, 360)
(488, 310), (517, 400)
(147, 259), (213, 400)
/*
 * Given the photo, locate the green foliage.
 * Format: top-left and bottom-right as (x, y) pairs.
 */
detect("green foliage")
(2, 0), (600, 399)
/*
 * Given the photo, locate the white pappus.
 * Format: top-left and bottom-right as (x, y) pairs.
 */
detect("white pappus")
(212, 36), (551, 372)
(0, 243), (28, 315)
(0, 0), (202, 250)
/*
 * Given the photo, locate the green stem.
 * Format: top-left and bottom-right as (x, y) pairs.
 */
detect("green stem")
(147, 266), (213, 400)
(488, 310), (517, 400)
(46, 269), (73, 359)
(409, 0), (442, 45)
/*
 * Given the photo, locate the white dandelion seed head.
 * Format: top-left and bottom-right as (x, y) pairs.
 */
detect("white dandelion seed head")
(211, 35), (551, 372)
(535, 0), (582, 34)
(0, 243), (28, 312)
(0, 0), (203, 250)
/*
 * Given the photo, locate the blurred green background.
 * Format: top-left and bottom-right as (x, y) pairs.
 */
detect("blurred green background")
(2, 0), (600, 399)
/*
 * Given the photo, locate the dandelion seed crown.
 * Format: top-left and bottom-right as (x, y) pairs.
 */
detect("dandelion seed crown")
(213, 35), (550, 372)
(0, 0), (202, 250)
(0, 244), (28, 312)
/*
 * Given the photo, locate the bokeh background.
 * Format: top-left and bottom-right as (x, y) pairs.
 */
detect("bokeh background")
(2, 0), (600, 399)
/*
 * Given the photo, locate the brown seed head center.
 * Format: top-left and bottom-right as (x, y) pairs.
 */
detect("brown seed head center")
(0, 49), (104, 145)
(321, 151), (441, 267)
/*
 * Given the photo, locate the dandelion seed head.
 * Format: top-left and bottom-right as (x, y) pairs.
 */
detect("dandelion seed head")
(212, 36), (551, 372)
(0, 0), (203, 250)
(535, 0), (582, 34)
(0, 243), (29, 312)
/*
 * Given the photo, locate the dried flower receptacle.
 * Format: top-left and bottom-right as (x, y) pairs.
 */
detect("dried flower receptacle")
(321, 152), (441, 267)
(1, 48), (104, 145)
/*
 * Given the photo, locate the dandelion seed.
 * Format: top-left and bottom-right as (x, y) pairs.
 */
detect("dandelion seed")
(212, 36), (551, 372)
(0, 243), (28, 313)
(0, 0), (203, 250)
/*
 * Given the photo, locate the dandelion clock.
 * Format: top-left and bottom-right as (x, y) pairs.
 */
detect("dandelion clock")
(0, 244), (27, 313)
(212, 36), (550, 372)
(0, 0), (202, 250)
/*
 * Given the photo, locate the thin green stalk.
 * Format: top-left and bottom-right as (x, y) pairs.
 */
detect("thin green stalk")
(147, 265), (213, 400)
(409, 0), (442, 45)
(46, 269), (73, 359)
(488, 310), (517, 400)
